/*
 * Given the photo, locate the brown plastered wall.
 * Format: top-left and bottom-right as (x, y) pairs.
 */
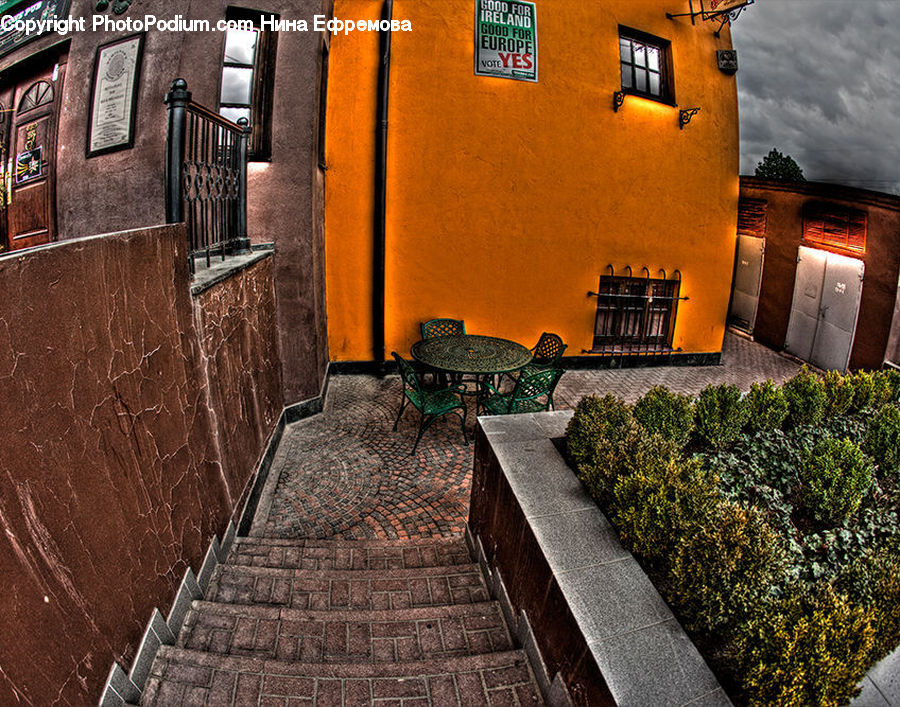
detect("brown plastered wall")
(0, 225), (280, 704)
(193, 257), (283, 496)
(743, 177), (900, 370)
(1, 0), (329, 403)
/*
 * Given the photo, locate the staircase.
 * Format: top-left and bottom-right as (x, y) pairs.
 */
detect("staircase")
(141, 535), (547, 705)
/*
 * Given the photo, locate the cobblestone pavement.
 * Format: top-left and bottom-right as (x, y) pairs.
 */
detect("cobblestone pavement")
(251, 333), (801, 541)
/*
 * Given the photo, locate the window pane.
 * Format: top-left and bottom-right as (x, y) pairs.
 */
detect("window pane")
(635, 68), (647, 92)
(219, 106), (251, 126)
(220, 66), (254, 105)
(633, 43), (646, 67)
(621, 64), (632, 89)
(647, 46), (660, 71)
(649, 72), (660, 96)
(619, 38), (631, 62)
(224, 28), (258, 65)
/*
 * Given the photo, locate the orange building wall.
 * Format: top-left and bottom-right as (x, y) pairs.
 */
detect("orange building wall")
(325, 0), (740, 361)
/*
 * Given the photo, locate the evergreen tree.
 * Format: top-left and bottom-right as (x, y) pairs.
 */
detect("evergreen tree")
(754, 148), (806, 181)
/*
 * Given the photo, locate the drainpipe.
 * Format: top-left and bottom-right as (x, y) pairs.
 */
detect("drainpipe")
(374, 0), (392, 365)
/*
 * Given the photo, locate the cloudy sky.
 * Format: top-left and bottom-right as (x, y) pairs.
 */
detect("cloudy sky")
(731, 0), (900, 194)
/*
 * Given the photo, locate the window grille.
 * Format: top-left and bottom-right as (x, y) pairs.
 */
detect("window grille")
(587, 267), (687, 357)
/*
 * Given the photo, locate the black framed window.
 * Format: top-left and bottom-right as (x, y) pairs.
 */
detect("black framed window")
(618, 27), (674, 105)
(219, 7), (278, 161)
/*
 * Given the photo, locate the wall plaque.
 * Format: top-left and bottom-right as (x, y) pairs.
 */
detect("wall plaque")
(87, 33), (144, 157)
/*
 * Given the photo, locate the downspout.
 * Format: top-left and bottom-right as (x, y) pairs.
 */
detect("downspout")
(374, 0), (393, 364)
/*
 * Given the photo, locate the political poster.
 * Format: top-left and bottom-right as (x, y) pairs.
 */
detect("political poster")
(475, 0), (537, 83)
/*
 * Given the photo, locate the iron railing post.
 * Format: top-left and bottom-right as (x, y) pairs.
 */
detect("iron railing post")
(234, 117), (251, 253)
(164, 78), (191, 268)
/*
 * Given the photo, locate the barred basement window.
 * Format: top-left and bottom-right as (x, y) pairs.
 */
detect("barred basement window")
(803, 201), (867, 253)
(618, 27), (675, 105)
(590, 273), (683, 355)
(219, 7), (278, 161)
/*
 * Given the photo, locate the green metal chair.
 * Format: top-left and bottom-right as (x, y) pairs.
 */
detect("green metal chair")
(420, 318), (465, 338)
(392, 352), (468, 453)
(502, 333), (567, 404)
(522, 332), (567, 373)
(480, 366), (565, 416)
(419, 319), (466, 386)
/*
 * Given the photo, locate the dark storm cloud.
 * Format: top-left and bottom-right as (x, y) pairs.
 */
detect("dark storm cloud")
(732, 0), (900, 194)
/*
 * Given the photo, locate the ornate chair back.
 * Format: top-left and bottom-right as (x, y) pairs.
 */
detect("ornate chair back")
(507, 367), (564, 414)
(421, 318), (466, 339)
(531, 332), (567, 366)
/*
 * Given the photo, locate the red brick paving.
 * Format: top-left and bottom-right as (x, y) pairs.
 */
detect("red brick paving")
(252, 333), (799, 541)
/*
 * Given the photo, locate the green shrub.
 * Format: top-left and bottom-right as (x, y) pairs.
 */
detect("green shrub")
(566, 395), (635, 473)
(849, 370), (876, 412)
(870, 544), (900, 660)
(881, 368), (900, 404)
(610, 457), (720, 562)
(864, 404), (900, 478)
(633, 386), (694, 447)
(823, 370), (854, 417)
(836, 540), (900, 661)
(799, 437), (873, 525)
(694, 383), (748, 449)
(744, 380), (789, 433)
(782, 365), (826, 428)
(874, 371), (895, 407)
(734, 584), (876, 707)
(667, 501), (785, 633)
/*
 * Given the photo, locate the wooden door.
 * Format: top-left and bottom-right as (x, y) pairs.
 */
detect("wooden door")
(2, 57), (63, 252)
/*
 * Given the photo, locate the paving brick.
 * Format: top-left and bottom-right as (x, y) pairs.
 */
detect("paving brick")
(251, 333), (798, 542)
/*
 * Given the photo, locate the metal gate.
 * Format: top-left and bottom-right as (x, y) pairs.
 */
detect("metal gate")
(784, 246), (864, 372)
(728, 235), (765, 332)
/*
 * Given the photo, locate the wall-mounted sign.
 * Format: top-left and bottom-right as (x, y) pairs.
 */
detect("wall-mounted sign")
(475, 0), (538, 83)
(0, 0), (72, 58)
(87, 33), (144, 158)
(15, 146), (42, 184)
(699, 0), (751, 16)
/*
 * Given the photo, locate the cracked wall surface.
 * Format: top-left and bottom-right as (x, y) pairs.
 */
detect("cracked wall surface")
(193, 257), (283, 505)
(0, 225), (265, 705)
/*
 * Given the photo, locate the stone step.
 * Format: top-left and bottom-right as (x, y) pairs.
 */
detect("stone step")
(142, 645), (544, 706)
(230, 535), (473, 571)
(207, 564), (491, 611)
(178, 600), (513, 663)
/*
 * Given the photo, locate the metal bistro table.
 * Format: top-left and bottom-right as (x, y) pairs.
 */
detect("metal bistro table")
(410, 334), (533, 411)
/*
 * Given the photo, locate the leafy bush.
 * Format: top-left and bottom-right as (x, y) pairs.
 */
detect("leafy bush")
(869, 544), (900, 660)
(881, 368), (900, 404)
(823, 370), (854, 417)
(566, 395), (635, 474)
(633, 386), (694, 447)
(667, 501), (785, 633)
(610, 457), (720, 562)
(744, 380), (789, 433)
(876, 371), (895, 406)
(864, 404), (900, 478)
(799, 437), (874, 525)
(734, 584), (876, 707)
(782, 365), (826, 427)
(849, 370), (876, 412)
(694, 383), (748, 449)
(836, 540), (900, 661)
